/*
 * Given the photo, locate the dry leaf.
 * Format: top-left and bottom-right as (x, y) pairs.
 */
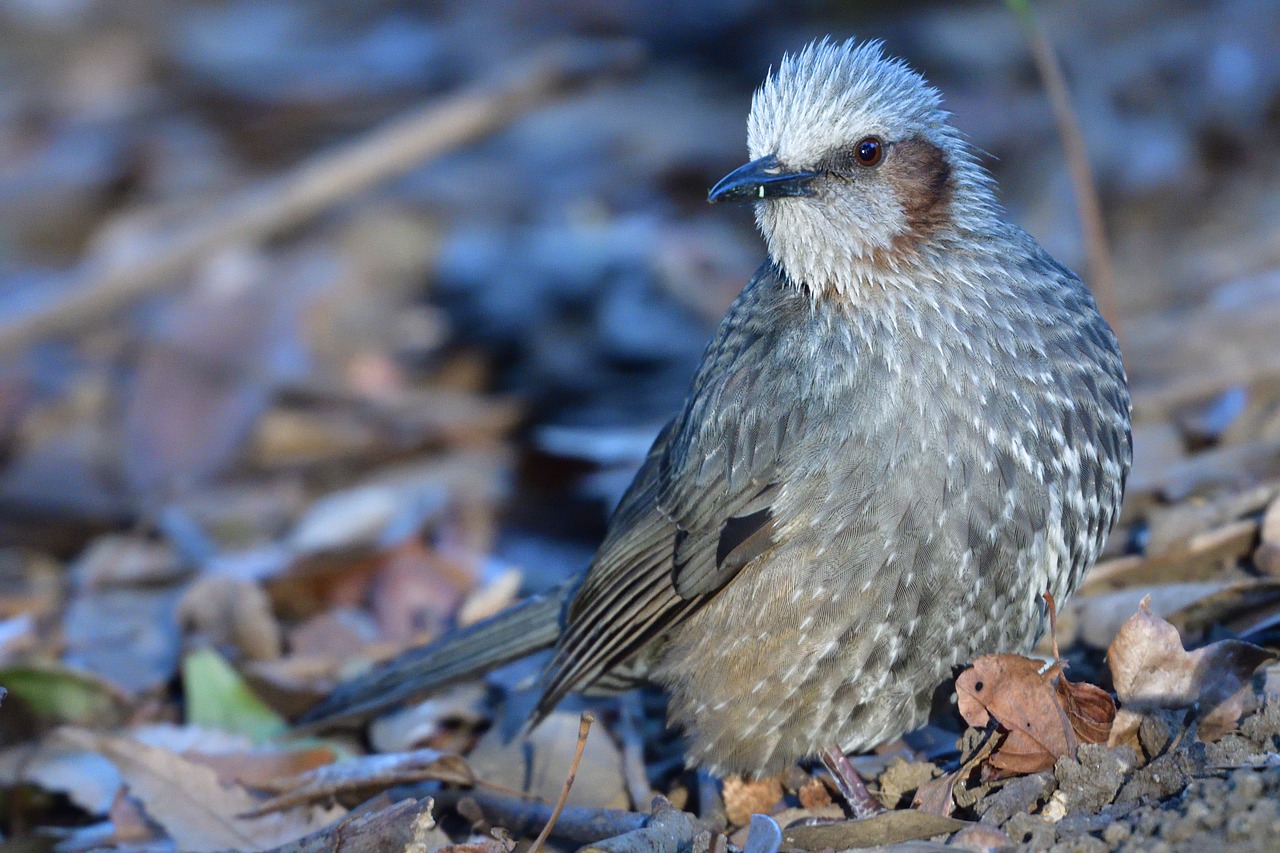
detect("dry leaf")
(177, 575), (282, 661)
(911, 730), (998, 817)
(371, 540), (471, 642)
(797, 776), (832, 810)
(184, 746), (338, 788)
(457, 566), (522, 627)
(722, 775), (783, 826)
(1056, 676), (1117, 744)
(956, 656), (1076, 776)
(955, 653), (1115, 778)
(286, 607), (381, 658)
(368, 683), (488, 753)
(911, 771), (958, 817)
(1107, 595), (1274, 746)
(0, 736), (121, 815)
(60, 728), (343, 852)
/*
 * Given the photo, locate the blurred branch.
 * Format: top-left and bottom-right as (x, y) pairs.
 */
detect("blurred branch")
(255, 796), (436, 853)
(1007, 1), (1123, 338)
(0, 40), (642, 357)
(430, 788), (651, 845)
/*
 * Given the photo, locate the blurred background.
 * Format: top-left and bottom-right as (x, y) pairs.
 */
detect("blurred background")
(1, 0), (1280, 845)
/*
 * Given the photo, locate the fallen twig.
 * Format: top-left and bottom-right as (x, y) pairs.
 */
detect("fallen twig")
(0, 39), (642, 356)
(579, 796), (703, 853)
(1007, 0), (1122, 337)
(430, 789), (648, 845)
(528, 710), (595, 853)
(250, 796), (441, 853)
(1043, 590), (1060, 660)
(241, 749), (475, 817)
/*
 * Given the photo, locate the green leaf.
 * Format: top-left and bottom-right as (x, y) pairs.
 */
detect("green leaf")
(0, 664), (129, 726)
(182, 648), (285, 743)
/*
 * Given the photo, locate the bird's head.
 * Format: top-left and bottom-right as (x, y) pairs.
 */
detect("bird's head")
(710, 39), (998, 295)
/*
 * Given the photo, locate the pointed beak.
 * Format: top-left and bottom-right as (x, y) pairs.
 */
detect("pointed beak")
(708, 154), (818, 204)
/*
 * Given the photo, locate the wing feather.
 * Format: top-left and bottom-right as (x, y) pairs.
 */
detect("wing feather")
(535, 265), (807, 716)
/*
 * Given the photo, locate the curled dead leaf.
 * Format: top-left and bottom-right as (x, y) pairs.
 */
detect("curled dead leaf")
(955, 653), (1115, 779)
(1107, 595), (1274, 747)
(956, 656), (1073, 776)
(1056, 676), (1116, 745)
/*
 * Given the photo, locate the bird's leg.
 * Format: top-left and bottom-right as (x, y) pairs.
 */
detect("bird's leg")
(819, 745), (885, 819)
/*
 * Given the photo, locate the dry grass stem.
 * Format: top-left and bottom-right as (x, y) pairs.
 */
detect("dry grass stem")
(0, 40), (640, 356)
(528, 710), (596, 853)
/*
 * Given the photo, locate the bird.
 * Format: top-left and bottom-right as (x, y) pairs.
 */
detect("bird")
(301, 38), (1132, 813)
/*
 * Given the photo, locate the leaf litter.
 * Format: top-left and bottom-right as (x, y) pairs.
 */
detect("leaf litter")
(3, 4), (1280, 852)
(60, 728), (346, 853)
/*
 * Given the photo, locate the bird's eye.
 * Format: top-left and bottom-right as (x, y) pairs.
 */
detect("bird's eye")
(854, 137), (884, 167)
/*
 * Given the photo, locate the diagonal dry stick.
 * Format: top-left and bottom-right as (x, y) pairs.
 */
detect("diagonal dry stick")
(0, 40), (641, 356)
(529, 711), (595, 853)
(1043, 589), (1060, 661)
(1007, 0), (1122, 339)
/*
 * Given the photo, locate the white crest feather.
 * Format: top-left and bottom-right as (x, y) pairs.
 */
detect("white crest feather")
(748, 39), (945, 167)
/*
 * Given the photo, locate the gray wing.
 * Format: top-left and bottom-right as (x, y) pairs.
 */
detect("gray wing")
(535, 264), (804, 716)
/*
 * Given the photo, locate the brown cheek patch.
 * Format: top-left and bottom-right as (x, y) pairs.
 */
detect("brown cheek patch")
(888, 137), (954, 243)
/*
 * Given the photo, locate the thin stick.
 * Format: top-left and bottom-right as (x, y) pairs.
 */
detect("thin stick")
(1042, 590), (1060, 661)
(529, 711), (595, 853)
(0, 40), (640, 356)
(1007, 0), (1122, 339)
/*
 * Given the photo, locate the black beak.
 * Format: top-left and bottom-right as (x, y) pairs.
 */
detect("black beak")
(708, 154), (818, 203)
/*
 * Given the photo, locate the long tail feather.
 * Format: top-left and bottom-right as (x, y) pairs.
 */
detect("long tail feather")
(297, 589), (567, 729)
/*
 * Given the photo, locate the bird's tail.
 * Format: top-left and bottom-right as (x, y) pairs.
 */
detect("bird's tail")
(296, 588), (568, 729)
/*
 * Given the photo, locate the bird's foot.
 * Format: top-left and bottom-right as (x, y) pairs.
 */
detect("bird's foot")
(819, 745), (886, 820)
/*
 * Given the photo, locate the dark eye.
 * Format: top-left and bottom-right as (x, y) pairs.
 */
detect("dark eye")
(854, 136), (884, 167)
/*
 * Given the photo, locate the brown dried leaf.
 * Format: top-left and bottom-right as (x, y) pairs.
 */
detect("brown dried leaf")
(177, 575), (282, 661)
(911, 771), (958, 817)
(912, 727), (998, 817)
(184, 746), (338, 789)
(796, 776), (832, 810)
(60, 728), (344, 852)
(956, 655), (1077, 776)
(1107, 595), (1274, 744)
(371, 540), (471, 643)
(722, 775), (783, 826)
(1056, 676), (1117, 745)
